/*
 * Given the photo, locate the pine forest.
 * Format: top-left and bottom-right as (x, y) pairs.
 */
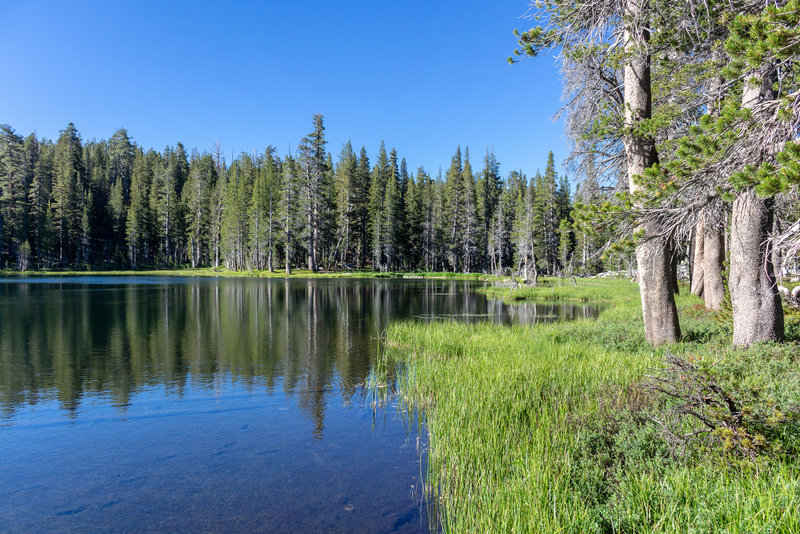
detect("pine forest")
(0, 116), (590, 276)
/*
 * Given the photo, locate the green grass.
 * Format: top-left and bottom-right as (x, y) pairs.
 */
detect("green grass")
(0, 267), (498, 281)
(378, 279), (800, 533)
(479, 276), (626, 303)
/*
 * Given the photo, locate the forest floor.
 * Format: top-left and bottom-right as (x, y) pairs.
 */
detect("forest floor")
(376, 278), (800, 533)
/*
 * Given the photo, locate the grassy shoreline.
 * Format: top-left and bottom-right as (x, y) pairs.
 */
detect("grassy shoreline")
(379, 279), (800, 532)
(0, 267), (497, 281)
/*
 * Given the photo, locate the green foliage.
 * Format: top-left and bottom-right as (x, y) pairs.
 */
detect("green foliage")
(376, 279), (800, 532)
(1, 119), (581, 276)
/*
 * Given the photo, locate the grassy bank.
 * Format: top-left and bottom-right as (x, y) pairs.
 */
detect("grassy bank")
(379, 279), (800, 532)
(0, 267), (496, 281)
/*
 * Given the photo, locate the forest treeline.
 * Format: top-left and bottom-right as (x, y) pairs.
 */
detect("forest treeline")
(0, 116), (614, 275)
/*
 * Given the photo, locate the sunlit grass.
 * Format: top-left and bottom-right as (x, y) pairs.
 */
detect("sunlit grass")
(378, 279), (800, 532)
(0, 267), (499, 281)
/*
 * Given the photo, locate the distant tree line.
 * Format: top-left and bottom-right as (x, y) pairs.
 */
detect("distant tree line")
(0, 115), (617, 275)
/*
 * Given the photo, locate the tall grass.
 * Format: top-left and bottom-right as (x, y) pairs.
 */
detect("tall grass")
(379, 279), (800, 533)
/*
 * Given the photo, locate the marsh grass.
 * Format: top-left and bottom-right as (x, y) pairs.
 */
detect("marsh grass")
(378, 279), (800, 533)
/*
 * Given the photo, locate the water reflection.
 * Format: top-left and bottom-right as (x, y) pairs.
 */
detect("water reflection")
(0, 277), (600, 424)
(0, 277), (603, 533)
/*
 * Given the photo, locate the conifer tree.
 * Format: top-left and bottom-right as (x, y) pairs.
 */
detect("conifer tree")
(478, 148), (501, 272)
(352, 148), (371, 268)
(512, 174), (537, 282)
(405, 173), (423, 269)
(333, 142), (358, 266)
(153, 154), (180, 263)
(280, 154), (300, 274)
(368, 142), (390, 270)
(126, 151), (151, 269)
(28, 139), (53, 266)
(416, 167), (436, 271)
(183, 153), (214, 268)
(297, 115), (329, 272)
(84, 141), (110, 265)
(461, 148), (481, 272)
(539, 152), (560, 274)
(0, 125), (28, 266)
(250, 148), (280, 271)
(53, 123), (85, 265)
(515, 0), (681, 344)
(108, 128), (134, 201)
(209, 167), (225, 270)
(396, 157), (410, 268)
(220, 162), (250, 271)
(443, 146), (465, 271)
(381, 149), (402, 270)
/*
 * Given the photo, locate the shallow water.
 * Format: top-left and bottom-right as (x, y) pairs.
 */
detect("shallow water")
(0, 277), (600, 532)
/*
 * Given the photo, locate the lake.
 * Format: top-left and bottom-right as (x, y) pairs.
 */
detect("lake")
(0, 276), (600, 533)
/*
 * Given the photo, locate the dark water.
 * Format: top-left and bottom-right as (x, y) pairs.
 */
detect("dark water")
(0, 277), (600, 533)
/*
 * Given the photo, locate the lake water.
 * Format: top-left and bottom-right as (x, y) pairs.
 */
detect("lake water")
(0, 276), (600, 533)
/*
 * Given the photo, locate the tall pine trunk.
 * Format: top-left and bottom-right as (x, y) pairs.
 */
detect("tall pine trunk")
(624, 0), (680, 345)
(729, 68), (783, 347)
(703, 223), (725, 310)
(690, 222), (705, 297)
(730, 190), (783, 345)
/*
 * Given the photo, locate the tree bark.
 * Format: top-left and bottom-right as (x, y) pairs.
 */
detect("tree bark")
(690, 221), (705, 297)
(703, 223), (725, 310)
(730, 190), (783, 346)
(624, 0), (680, 345)
(729, 67), (783, 347)
(772, 217), (782, 285)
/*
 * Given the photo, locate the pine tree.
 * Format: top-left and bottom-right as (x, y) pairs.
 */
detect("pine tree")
(183, 153), (214, 268)
(515, 0), (682, 345)
(333, 141), (358, 267)
(489, 172), (516, 275)
(151, 154), (179, 263)
(84, 141), (110, 266)
(108, 128), (134, 200)
(368, 142), (390, 270)
(209, 162), (226, 270)
(540, 152), (559, 274)
(220, 162), (250, 271)
(432, 170), (447, 271)
(461, 147), (480, 272)
(53, 123), (85, 265)
(296, 114), (329, 272)
(555, 172), (573, 274)
(405, 172), (423, 269)
(0, 125), (28, 267)
(28, 139), (53, 266)
(512, 174), (537, 280)
(250, 148), (280, 270)
(280, 154), (301, 273)
(126, 151), (151, 269)
(380, 149), (402, 270)
(352, 148), (371, 268)
(478, 148), (501, 272)
(416, 167), (436, 271)
(107, 130), (134, 264)
(397, 157), (410, 268)
(443, 146), (465, 271)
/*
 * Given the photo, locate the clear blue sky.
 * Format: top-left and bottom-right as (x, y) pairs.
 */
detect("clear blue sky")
(0, 0), (568, 180)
